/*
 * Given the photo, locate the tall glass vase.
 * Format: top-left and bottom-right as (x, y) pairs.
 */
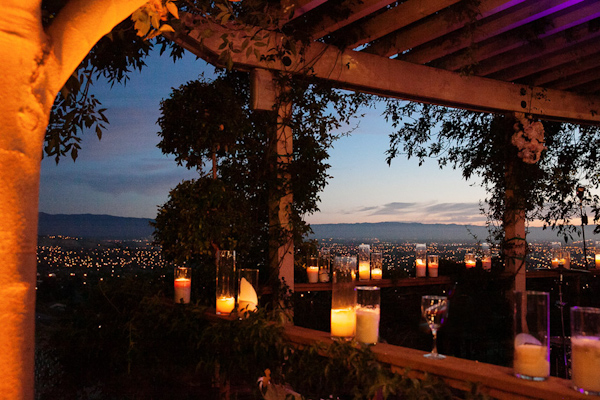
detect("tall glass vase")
(216, 250), (236, 315)
(331, 256), (357, 339)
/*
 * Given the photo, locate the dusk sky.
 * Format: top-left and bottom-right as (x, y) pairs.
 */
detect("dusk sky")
(39, 49), (488, 226)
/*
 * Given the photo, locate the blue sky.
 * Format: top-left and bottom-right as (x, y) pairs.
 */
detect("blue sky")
(39, 49), (488, 225)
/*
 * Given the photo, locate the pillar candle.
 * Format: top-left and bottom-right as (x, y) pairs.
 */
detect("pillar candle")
(174, 278), (191, 304)
(595, 254), (600, 269)
(415, 259), (426, 277)
(571, 336), (600, 393)
(216, 296), (235, 315)
(551, 258), (559, 268)
(428, 262), (438, 278)
(371, 268), (382, 280)
(356, 306), (380, 344)
(358, 261), (370, 280)
(513, 344), (549, 379)
(331, 307), (356, 338)
(307, 266), (319, 283)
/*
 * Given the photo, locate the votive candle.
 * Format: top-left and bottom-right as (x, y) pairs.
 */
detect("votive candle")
(331, 307), (356, 339)
(216, 296), (235, 315)
(595, 253), (600, 269)
(358, 261), (370, 281)
(465, 254), (476, 269)
(427, 255), (439, 278)
(551, 258), (559, 268)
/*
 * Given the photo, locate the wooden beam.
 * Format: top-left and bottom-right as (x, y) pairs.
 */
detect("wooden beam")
(363, 0), (520, 58)
(168, 16), (600, 124)
(398, 0), (579, 65)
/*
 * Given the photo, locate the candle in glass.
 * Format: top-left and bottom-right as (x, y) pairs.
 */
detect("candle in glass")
(571, 307), (600, 395)
(174, 266), (191, 304)
(595, 253), (600, 269)
(356, 286), (380, 344)
(319, 248), (331, 282)
(307, 255), (319, 283)
(216, 250), (236, 315)
(238, 268), (259, 315)
(481, 243), (492, 271)
(331, 256), (357, 339)
(358, 244), (371, 281)
(415, 243), (426, 277)
(465, 253), (476, 269)
(551, 242), (561, 268)
(427, 255), (439, 278)
(371, 252), (382, 280)
(513, 291), (550, 381)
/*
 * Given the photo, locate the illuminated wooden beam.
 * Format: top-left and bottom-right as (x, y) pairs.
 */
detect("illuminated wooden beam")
(169, 16), (600, 124)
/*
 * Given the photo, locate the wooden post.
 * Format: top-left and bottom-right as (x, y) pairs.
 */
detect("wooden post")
(250, 69), (295, 295)
(503, 115), (527, 292)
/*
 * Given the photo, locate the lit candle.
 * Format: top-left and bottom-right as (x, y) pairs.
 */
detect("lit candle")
(307, 266), (319, 283)
(551, 258), (559, 268)
(513, 344), (549, 379)
(465, 253), (476, 269)
(356, 306), (380, 344)
(571, 336), (600, 393)
(174, 278), (191, 304)
(595, 254), (600, 269)
(371, 268), (382, 280)
(331, 307), (356, 338)
(358, 260), (370, 280)
(482, 256), (492, 271)
(216, 296), (235, 315)
(465, 260), (476, 268)
(428, 261), (438, 278)
(415, 258), (426, 277)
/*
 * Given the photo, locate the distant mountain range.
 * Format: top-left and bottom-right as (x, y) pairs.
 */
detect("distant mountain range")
(37, 212), (598, 243)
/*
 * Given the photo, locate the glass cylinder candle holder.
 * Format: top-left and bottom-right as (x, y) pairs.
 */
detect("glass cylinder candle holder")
(307, 255), (319, 283)
(356, 286), (380, 344)
(216, 250), (236, 315)
(570, 307), (600, 395)
(238, 268), (259, 315)
(482, 243), (492, 271)
(427, 255), (439, 278)
(513, 291), (550, 381)
(464, 253), (476, 269)
(318, 248), (331, 282)
(561, 250), (571, 269)
(551, 242), (561, 268)
(358, 244), (371, 281)
(595, 242), (600, 269)
(371, 252), (383, 280)
(331, 256), (357, 339)
(174, 266), (191, 304)
(415, 243), (426, 277)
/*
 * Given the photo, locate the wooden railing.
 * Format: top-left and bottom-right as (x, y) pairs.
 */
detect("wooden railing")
(283, 325), (589, 400)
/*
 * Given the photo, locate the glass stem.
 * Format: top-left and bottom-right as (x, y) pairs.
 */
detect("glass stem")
(431, 329), (438, 355)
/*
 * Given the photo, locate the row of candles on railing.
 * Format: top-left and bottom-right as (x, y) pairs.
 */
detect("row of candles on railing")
(173, 250), (260, 318)
(306, 243), (494, 283)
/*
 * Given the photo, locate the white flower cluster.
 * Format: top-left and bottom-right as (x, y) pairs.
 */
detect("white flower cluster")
(511, 112), (546, 164)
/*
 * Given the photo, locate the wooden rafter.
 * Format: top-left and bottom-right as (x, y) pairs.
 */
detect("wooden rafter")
(169, 15), (600, 124)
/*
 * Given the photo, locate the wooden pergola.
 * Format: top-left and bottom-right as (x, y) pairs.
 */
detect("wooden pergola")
(168, 0), (600, 292)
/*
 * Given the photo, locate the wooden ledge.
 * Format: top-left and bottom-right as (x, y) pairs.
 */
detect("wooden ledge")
(295, 276), (453, 292)
(283, 325), (589, 400)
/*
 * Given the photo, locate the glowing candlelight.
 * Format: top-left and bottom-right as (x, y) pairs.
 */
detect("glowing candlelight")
(595, 254), (600, 269)
(356, 306), (380, 344)
(514, 343), (549, 380)
(216, 296), (235, 315)
(371, 268), (382, 280)
(358, 261), (370, 280)
(427, 255), (439, 278)
(465, 253), (476, 269)
(331, 307), (356, 339)
(551, 258), (559, 268)
(174, 278), (191, 304)
(307, 266), (319, 283)
(571, 336), (600, 393)
(415, 258), (426, 277)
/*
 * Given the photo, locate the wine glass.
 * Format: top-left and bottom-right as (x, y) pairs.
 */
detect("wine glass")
(421, 295), (449, 359)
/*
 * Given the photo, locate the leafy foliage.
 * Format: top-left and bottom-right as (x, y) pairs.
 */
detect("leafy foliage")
(152, 71), (371, 280)
(383, 102), (600, 243)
